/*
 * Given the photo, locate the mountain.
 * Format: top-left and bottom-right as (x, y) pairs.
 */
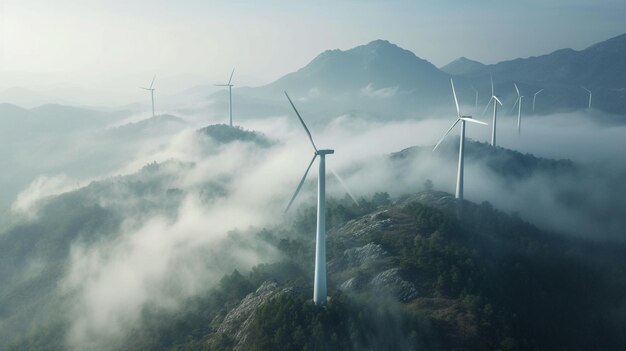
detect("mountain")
(390, 140), (625, 239)
(0, 103), (131, 141)
(108, 114), (187, 138)
(454, 33), (626, 87)
(40, 191), (626, 351)
(3, 134), (626, 350)
(0, 87), (70, 108)
(197, 124), (273, 147)
(440, 57), (487, 76)
(448, 33), (626, 115)
(226, 40), (453, 120)
(237, 33), (626, 117)
(263, 39), (449, 95)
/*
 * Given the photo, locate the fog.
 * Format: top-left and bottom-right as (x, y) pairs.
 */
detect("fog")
(1, 95), (626, 349)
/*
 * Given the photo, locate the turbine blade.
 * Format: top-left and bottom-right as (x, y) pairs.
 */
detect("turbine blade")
(514, 83), (520, 96)
(535, 88), (544, 96)
(215, 84), (229, 87)
(490, 73), (494, 96)
(329, 166), (359, 206)
(460, 117), (488, 125)
(510, 97), (519, 114)
(481, 97), (494, 117)
(493, 96), (503, 105)
(284, 91), (318, 152)
(149, 75), (156, 89)
(284, 154), (317, 213)
(433, 118), (460, 152)
(228, 68), (235, 85)
(581, 86), (591, 93)
(450, 79), (460, 118)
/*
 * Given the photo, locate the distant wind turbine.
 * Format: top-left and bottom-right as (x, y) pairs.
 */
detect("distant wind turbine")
(532, 88), (544, 113)
(139, 75), (156, 117)
(471, 85), (479, 111)
(482, 74), (502, 146)
(216, 68), (235, 126)
(433, 79), (488, 201)
(511, 83), (524, 135)
(283, 91), (334, 305)
(581, 86), (592, 109)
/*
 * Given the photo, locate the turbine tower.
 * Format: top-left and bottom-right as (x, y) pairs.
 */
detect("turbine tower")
(532, 89), (544, 113)
(483, 74), (502, 146)
(581, 86), (592, 109)
(511, 83), (524, 135)
(433, 79), (488, 201)
(140, 75), (156, 117)
(216, 68), (235, 126)
(284, 91), (333, 305)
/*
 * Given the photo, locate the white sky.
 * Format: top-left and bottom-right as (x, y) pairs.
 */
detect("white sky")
(0, 0), (624, 102)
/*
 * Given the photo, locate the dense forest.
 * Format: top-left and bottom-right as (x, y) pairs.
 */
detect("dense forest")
(7, 189), (625, 350)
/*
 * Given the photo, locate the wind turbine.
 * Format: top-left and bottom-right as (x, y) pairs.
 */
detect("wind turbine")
(483, 74), (502, 146)
(532, 88), (544, 113)
(216, 68), (235, 126)
(433, 79), (488, 201)
(283, 91), (334, 306)
(581, 86), (592, 109)
(140, 75), (156, 117)
(511, 83), (524, 135)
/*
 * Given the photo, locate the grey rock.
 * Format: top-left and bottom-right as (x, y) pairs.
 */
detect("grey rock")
(344, 243), (388, 268)
(369, 268), (418, 302)
(339, 277), (357, 291)
(216, 281), (288, 351)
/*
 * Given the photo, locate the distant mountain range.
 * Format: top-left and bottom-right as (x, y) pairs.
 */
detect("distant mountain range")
(205, 33), (626, 121)
(441, 33), (626, 115)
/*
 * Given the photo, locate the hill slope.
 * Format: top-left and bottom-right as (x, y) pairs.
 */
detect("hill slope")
(70, 191), (626, 351)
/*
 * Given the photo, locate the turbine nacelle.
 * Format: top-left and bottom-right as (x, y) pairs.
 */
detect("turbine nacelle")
(316, 149), (335, 156)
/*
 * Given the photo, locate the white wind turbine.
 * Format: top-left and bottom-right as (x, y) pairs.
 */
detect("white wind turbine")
(216, 68), (235, 126)
(283, 91), (334, 305)
(581, 86), (592, 109)
(471, 85), (479, 111)
(433, 79), (488, 201)
(532, 88), (544, 113)
(140, 75), (156, 117)
(511, 83), (524, 135)
(483, 74), (502, 146)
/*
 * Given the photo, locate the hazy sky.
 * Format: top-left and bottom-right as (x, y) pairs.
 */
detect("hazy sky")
(1, 0), (625, 95)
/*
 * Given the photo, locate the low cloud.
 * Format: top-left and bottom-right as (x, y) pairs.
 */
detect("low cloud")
(11, 174), (81, 217)
(360, 83), (398, 98)
(4, 104), (626, 349)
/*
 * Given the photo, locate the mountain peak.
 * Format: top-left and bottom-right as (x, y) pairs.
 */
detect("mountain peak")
(364, 39), (395, 48)
(266, 39), (447, 99)
(440, 56), (486, 75)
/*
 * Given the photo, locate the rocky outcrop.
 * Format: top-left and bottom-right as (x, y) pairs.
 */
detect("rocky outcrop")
(369, 268), (418, 302)
(216, 281), (291, 350)
(344, 243), (388, 267)
(329, 242), (389, 273)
